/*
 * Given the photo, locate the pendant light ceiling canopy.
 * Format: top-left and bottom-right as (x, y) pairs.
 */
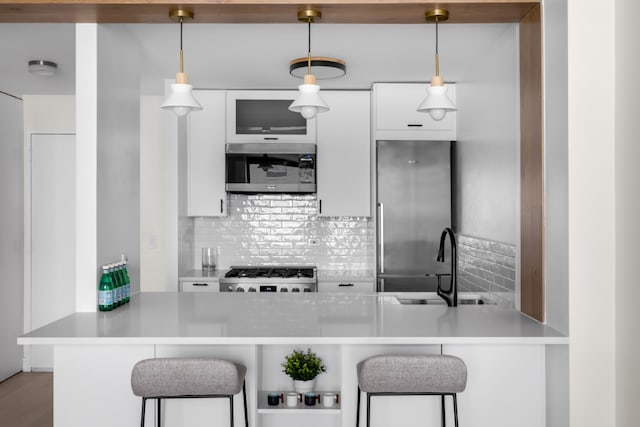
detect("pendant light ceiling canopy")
(417, 8), (457, 121)
(288, 8), (330, 120)
(161, 8), (202, 117)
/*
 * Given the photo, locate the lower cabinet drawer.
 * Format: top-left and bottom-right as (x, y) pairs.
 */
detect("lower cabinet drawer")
(180, 280), (220, 292)
(317, 281), (375, 293)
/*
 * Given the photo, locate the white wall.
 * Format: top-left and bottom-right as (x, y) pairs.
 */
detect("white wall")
(614, 1), (640, 425)
(0, 93), (24, 380)
(568, 1), (616, 426)
(455, 24), (519, 245)
(75, 24), (98, 311)
(96, 24), (141, 293)
(140, 96), (170, 290)
(542, 2), (569, 426)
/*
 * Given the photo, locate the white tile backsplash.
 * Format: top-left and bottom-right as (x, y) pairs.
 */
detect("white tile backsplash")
(457, 234), (516, 308)
(193, 194), (374, 271)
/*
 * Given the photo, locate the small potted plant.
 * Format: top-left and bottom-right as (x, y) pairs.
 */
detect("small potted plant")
(282, 348), (326, 393)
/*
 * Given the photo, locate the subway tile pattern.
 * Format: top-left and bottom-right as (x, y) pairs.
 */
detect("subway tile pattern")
(194, 194), (374, 271)
(457, 234), (516, 308)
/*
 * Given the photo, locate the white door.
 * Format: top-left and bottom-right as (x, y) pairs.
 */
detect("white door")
(0, 94), (23, 381)
(29, 133), (76, 369)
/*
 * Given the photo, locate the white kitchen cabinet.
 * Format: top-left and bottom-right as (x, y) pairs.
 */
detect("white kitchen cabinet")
(373, 83), (456, 141)
(188, 90), (227, 216)
(316, 91), (371, 217)
(226, 90), (316, 143)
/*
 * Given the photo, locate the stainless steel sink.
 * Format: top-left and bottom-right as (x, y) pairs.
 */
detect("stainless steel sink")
(395, 297), (493, 306)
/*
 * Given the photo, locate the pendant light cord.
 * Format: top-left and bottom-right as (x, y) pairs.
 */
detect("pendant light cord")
(179, 17), (184, 73)
(307, 19), (312, 75)
(435, 16), (440, 77)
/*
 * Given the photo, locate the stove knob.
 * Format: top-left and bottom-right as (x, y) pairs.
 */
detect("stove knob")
(280, 287), (289, 293)
(236, 287), (245, 292)
(226, 286), (233, 292)
(303, 287), (312, 292)
(291, 287), (300, 293)
(248, 287), (257, 293)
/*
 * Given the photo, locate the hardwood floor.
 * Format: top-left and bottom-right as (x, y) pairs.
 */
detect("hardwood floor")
(0, 372), (53, 427)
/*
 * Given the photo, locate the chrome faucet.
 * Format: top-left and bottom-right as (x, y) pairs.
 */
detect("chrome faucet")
(436, 227), (458, 307)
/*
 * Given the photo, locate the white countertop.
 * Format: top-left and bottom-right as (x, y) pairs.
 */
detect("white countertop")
(18, 292), (567, 346)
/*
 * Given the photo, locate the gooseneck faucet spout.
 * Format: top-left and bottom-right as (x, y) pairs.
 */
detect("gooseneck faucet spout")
(436, 227), (458, 307)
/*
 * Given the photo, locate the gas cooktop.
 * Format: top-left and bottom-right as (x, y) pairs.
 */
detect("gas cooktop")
(220, 266), (317, 293)
(224, 266), (315, 279)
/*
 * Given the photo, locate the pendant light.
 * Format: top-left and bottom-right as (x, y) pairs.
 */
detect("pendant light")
(161, 9), (202, 117)
(288, 9), (330, 120)
(417, 9), (457, 121)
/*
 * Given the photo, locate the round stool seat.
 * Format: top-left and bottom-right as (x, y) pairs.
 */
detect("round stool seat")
(131, 358), (247, 398)
(357, 354), (467, 394)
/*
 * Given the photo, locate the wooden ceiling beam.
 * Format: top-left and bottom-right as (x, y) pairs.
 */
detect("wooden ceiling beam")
(0, 1), (540, 24)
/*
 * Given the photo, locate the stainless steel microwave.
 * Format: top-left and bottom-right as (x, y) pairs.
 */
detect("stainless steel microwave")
(225, 143), (316, 193)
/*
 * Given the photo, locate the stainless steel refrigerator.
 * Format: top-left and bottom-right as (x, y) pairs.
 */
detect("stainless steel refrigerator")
(376, 140), (453, 292)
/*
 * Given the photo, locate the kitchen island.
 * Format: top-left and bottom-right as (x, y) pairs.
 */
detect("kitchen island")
(19, 292), (566, 427)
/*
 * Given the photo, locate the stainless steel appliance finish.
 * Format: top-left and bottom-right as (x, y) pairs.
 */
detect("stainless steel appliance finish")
(220, 266), (317, 293)
(225, 142), (316, 193)
(376, 140), (453, 292)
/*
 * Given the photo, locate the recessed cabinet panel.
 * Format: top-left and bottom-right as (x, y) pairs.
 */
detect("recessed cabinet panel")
(317, 280), (375, 294)
(179, 280), (220, 292)
(374, 83), (456, 141)
(316, 91), (371, 217)
(227, 91), (317, 143)
(188, 90), (227, 217)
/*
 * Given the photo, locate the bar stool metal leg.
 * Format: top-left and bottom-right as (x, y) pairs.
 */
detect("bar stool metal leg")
(453, 394), (459, 427)
(140, 397), (147, 427)
(229, 395), (234, 427)
(441, 395), (446, 427)
(356, 386), (361, 427)
(242, 380), (249, 427)
(366, 394), (372, 427)
(157, 398), (162, 427)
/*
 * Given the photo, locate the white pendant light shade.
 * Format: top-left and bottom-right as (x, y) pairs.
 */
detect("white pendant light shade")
(417, 81), (457, 121)
(289, 9), (331, 120)
(289, 76), (329, 119)
(418, 9), (457, 121)
(162, 9), (202, 117)
(161, 81), (203, 117)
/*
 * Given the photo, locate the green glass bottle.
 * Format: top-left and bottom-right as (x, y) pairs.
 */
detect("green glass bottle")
(110, 264), (122, 308)
(98, 266), (114, 311)
(122, 261), (131, 304)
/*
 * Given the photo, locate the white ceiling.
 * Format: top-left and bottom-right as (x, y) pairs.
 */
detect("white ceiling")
(0, 23), (516, 98)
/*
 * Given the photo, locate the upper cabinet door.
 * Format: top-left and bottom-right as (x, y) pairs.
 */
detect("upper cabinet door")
(316, 91), (371, 217)
(226, 90), (317, 143)
(188, 90), (227, 217)
(374, 83), (457, 141)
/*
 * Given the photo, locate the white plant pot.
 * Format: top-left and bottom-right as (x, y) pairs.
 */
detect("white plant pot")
(293, 379), (315, 394)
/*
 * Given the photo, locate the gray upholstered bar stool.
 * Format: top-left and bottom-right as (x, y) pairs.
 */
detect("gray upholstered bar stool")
(131, 358), (248, 427)
(356, 354), (467, 427)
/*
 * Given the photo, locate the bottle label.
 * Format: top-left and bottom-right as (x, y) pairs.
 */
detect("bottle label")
(99, 290), (113, 306)
(125, 284), (130, 299)
(114, 286), (121, 303)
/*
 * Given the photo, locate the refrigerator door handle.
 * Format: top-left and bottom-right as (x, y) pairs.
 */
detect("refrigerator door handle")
(378, 202), (385, 274)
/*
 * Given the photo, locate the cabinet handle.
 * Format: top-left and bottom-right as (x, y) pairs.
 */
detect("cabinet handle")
(264, 137), (279, 141)
(407, 124), (423, 127)
(338, 283), (354, 287)
(319, 199), (322, 214)
(220, 199), (224, 214)
(193, 283), (209, 287)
